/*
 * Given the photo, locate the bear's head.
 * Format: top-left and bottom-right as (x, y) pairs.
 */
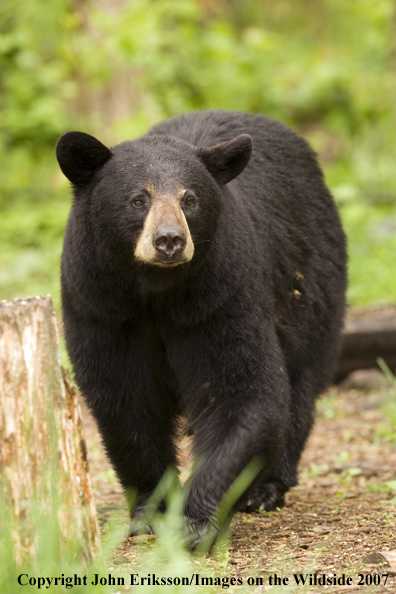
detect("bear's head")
(56, 131), (252, 277)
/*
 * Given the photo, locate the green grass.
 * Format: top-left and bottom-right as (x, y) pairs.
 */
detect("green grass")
(377, 359), (396, 445)
(0, 464), (262, 594)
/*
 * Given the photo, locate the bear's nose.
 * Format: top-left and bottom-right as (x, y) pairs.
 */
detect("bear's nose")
(153, 226), (186, 258)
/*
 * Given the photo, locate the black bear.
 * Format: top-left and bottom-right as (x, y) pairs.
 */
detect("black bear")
(56, 110), (347, 546)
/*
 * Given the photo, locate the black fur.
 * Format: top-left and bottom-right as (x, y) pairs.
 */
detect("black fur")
(58, 110), (347, 545)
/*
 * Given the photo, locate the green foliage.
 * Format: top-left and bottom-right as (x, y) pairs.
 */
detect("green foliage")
(0, 0), (79, 208)
(0, 191), (70, 311)
(340, 203), (396, 306)
(0, 0), (75, 145)
(0, 0), (395, 308)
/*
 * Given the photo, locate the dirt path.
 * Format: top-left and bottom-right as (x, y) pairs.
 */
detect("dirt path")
(81, 371), (396, 592)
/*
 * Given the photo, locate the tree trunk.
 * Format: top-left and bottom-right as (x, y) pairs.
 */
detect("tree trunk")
(0, 296), (99, 562)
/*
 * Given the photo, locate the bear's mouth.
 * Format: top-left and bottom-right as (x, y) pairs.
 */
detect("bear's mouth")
(150, 255), (187, 268)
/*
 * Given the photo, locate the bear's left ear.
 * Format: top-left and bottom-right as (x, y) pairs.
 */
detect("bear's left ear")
(197, 134), (253, 185)
(56, 131), (112, 186)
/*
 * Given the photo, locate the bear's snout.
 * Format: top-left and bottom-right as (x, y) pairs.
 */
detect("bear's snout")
(134, 194), (195, 267)
(153, 226), (186, 258)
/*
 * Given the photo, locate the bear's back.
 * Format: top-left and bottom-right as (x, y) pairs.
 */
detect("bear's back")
(148, 110), (320, 178)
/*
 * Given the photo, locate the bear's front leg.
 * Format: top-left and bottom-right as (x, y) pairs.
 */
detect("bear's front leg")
(64, 313), (180, 531)
(183, 391), (287, 548)
(164, 313), (291, 548)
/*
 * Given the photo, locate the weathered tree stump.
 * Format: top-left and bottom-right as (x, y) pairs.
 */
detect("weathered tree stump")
(0, 296), (99, 561)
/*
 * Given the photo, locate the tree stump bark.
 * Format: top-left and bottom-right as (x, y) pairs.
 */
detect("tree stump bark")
(0, 296), (99, 561)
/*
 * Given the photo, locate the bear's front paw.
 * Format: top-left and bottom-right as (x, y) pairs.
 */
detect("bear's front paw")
(240, 481), (286, 513)
(181, 517), (220, 551)
(128, 507), (155, 537)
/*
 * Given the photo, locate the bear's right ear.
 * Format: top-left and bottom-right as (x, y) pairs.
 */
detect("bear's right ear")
(56, 131), (112, 186)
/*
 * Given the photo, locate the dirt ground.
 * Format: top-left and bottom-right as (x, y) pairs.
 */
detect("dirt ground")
(80, 368), (396, 592)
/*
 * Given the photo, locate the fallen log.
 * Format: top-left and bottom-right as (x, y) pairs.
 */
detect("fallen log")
(335, 305), (396, 382)
(0, 296), (99, 562)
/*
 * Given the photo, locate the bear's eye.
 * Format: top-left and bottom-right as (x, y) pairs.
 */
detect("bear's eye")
(131, 196), (145, 208)
(184, 194), (196, 208)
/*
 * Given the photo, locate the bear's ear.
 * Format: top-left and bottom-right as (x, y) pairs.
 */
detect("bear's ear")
(197, 134), (253, 185)
(56, 131), (112, 186)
